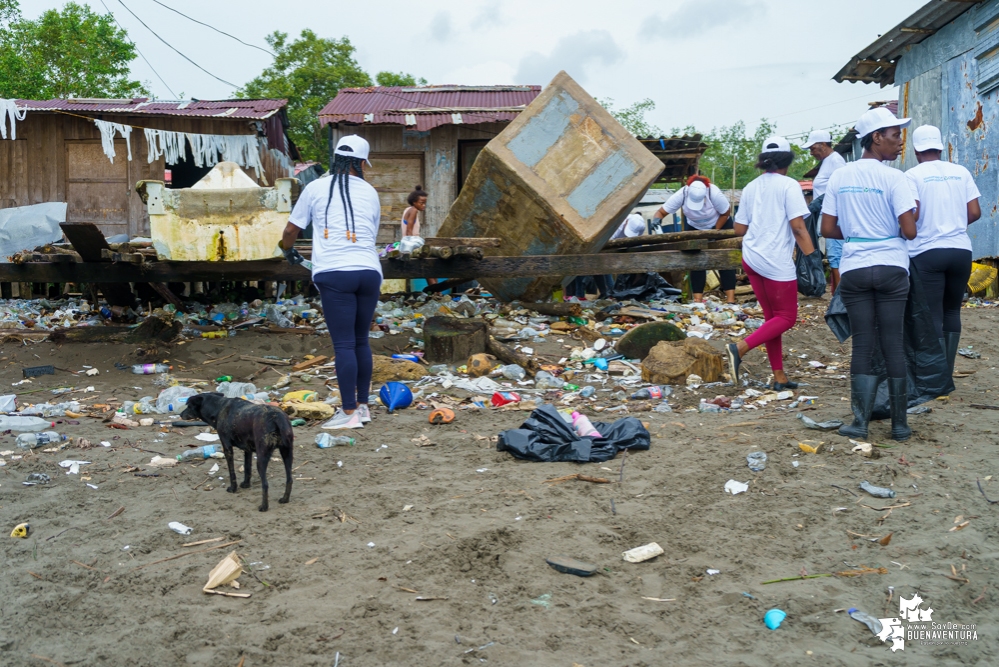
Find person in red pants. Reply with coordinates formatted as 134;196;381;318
725;136;818;389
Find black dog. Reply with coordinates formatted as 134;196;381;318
181;392;293;511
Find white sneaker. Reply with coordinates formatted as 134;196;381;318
357;404;372;423
322;409;363;429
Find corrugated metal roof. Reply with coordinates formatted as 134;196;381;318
636;135;709;184
15;98;287;120
319;85;541;131
833;0;976;87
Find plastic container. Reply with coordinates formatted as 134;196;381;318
168;521;192;535
630;386;663;400
746;451;767;472
379;382;414;412
265;304;294;328
580;386;596;398
501;364;526;381
592;358;609;371
132;364;172;374
764;609;787;630
0;394;15;412
848;608;883;636
16;431;67;449
156;386;199;413
315;433;355;448
391;354;421;363
0;416;55;432
491;391;521;407
133;398;163;415
177;445;220;461
571;412;601;438
534;371;563;390
216;382;257;399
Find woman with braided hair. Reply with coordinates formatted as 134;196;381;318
281;135;383;429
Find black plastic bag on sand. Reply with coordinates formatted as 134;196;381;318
795;250;826;297
610;272;681;301
823;267;953;418
497;404;650;463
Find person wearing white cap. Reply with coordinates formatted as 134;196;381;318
653;176;736;303
905;124;982;383
820;107;917;441
281;134;382;430
724;136;817;390
803;129;848;292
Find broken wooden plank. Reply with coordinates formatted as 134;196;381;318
240;355;292;366
604;229;735;250
487;336;540;376
30;253;78;263
291;355;329;372
147;282;187;313
100;249;144;263
60;222;137;307
604;239;710;253
421;237;501;248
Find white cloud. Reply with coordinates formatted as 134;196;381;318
430;11;452;42
515;30;624;85
471;2;504;31
641;0;766;39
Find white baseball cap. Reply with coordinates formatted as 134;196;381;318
686;180;708;210
334;134;372;165
911;124;944;152
855;107;910;139
761;136;791;153
802;129;832;148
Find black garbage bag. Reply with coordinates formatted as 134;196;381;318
496;404;650;463
610;272;681;301
806;195;824;251
795;250;826;297
823;268;953;418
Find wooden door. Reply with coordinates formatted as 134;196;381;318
458;140;489;193
366;153;424;244
66;141;130;238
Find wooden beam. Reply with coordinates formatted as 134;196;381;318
420;237;501;248
900;26;935;34
604;229;735;250
0;250;742;283
604;239;709;253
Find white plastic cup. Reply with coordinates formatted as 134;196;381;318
168;521;192;535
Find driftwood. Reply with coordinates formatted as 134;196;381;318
421;237;501;248
424;317;488;363
487;336;540;376
49;316;181;344
512;301;582;317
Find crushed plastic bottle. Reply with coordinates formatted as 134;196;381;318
746;451;767;472
0;416;55;432
533;371;563;390
316;434;355;448
652;401;673;413
579;386;596;398
19;401;81;417
177;445;220;461
501;364;526;381
428;364;448;375
630;386;664;400
265;304;294;328
16;432;67;449
859;481;896;499
848;608;883;636
216;382;257;399
156;386;199;413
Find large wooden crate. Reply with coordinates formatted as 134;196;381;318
437;71;663;301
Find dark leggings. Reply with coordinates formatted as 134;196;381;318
686;218;736;293
839;266;909;378
314;270;382;411
910;248;971;338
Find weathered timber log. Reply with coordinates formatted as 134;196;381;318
604;239;710;253
424;317;488;364
49;316;181;344
604;229;735;250
706;238;743;249
421;237;501;248
487;336;540;377
510;301;582;317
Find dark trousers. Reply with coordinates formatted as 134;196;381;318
314;269;382;410
685;218;736;292
839;265;909;378
910;247;971;337
566;275;611;299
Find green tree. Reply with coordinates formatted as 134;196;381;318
239;30;373;165
599;97;663;137
0;1;146;99
375;71;427;87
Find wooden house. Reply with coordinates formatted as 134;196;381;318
318;85;542;242
0;98;296;239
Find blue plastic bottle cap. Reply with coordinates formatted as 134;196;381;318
847;608;858;615
764;608;787;630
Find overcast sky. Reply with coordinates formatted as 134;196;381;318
27;0;927;141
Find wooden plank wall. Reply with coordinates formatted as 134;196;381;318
331;122;507;236
0;112;285;237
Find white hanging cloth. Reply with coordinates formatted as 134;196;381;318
0;99;27;140
144;128;186;164
93;119;133;163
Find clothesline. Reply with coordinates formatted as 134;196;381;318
1;99;27;140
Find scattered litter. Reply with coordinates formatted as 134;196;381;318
797;413;843;430
958;347;981;359
746;451;767;472
764;609;786;630
859;481;896;499
10;523;30;538
706;569;720;576
168;522;193;535
58;460;90;475
622;542;664;563
195;433;220;442
546;555;598;577
24;472;51;485
725;480;749;495
530;593;553;608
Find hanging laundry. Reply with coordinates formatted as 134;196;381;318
144;128;186;164
140;126;265;178
94;119;133;163
0;99;27;140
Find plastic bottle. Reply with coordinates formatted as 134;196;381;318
571;412;601;438
156;386;199;413
265;304;294;328
848;608;883;636
501;364;526;381
630;386;663;400
428;364;448;375
491;391;521;407
315;433;355;448
16;431;67;449
132;364;172;375
177;445;220;461
0;416;55;432
580;386;596;398
698;400;723;413
216;382;257;399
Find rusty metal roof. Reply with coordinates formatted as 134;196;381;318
15;98;287;120
833;0;976;87
318;85;541;131
637;135;709;185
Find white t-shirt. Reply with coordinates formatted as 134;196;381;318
812;150;846;198
905;160;980;257
735;172;811;281
663;183;730;230
820;159;916;275
611;213;647;239
288;174;383;278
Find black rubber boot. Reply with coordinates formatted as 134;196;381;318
943;331;961;381
838;375;878;439
889;377;911;441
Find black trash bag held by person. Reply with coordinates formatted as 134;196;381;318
823;267;953;418
496;404;651;463
795;250;826;297
805;195;824;251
